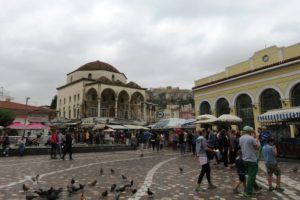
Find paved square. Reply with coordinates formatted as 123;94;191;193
0;149;299;199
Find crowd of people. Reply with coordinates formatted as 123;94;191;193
192;125;284;197
1;124;286;198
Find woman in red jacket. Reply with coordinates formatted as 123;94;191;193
50;130;58;159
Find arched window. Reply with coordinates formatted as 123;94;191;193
70;76;73;82
199;101;211;115
215;98;230;117
236;94;254;129
112;74;115;81
291;83;300;107
260;89;282;113
88;73;92;79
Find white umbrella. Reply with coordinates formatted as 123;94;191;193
196;114;216;120
92;124;106;130
218;114;242;123
103;128;115;132
194;118;218;124
195;114;218;124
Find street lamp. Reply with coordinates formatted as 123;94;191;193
23;97;30;136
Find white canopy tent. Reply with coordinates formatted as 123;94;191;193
258;107;300;123
218;114;242;123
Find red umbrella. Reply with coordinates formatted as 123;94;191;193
26;123;48;130
7;122;27;129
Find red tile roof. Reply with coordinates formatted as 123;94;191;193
0;101;55;113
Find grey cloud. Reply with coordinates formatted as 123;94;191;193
0;0;300;105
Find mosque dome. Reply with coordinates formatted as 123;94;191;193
75;60;120;73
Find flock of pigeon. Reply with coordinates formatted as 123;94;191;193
22;158;155;200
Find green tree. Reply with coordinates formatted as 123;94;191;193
0;109;16;127
50;95;57;109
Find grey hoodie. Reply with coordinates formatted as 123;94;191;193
196;135;208;157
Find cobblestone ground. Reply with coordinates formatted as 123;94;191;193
0;148;299;200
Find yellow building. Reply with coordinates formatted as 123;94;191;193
193;42;300;137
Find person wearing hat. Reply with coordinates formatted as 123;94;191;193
262;137;284;192
239;125;261;197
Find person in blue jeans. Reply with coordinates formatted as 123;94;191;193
17;136;26;156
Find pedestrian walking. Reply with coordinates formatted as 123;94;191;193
195;129;217;192
17;135;26;156
57;131;65;159
50;130;58;159
257;126;271;161
62;131;73;160
233;150;246;193
2;134;10;157
218;129;229;167
178;131;185;155
262;137;284;192
239;126;261;197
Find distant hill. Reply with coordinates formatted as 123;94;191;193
146;86;194;109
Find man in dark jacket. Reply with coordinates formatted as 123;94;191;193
62;131;73;160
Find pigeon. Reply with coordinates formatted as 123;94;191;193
293;166;298;173
80;193;86;200
67;183;85;194
121;175;127;180
110;184;117;192
100;168;104;176
179;167;183;173
110;168;115;174
116;185;127;193
25;194;38;200
49;187;63;196
101;190;108;198
129;179;134;187
71;178;75;185
32;174;40;183
78;184;85;191
147;188;154;196
88;180;97;187
34;188;49;197
131;188;137;194
115;192;120;200
23;184;30;192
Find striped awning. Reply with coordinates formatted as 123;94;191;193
258;107;300;122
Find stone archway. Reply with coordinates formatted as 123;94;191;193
291;83;300;107
260;88;282;113
131;92;145;120
85;88;98;117
101;88;116;118
215;98;230;117
118;90;130;119
199;101;211;115
236;94;254;129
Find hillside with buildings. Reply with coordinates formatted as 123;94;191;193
146;86;195;119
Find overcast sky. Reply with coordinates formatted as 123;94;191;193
0;0;300;106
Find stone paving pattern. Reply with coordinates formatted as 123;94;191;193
0;148;299;200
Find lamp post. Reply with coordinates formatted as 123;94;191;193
23;97;30;136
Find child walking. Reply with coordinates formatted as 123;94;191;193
233;150;246;193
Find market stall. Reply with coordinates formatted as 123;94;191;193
258;107;300;158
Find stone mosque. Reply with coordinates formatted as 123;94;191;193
56;60;157;124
